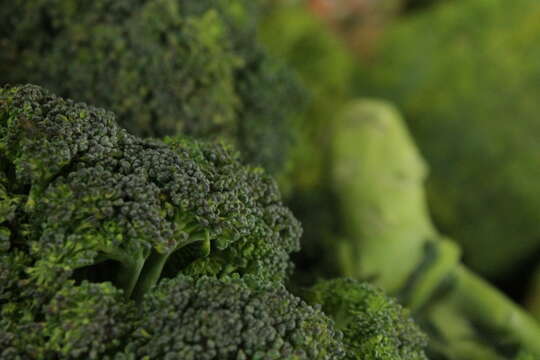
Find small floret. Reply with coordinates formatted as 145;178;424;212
305;278;428;360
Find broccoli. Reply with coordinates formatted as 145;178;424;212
305;278;429;360
123;275;346;360
0;0;305;172
0;84;301;300
0;84;314;358
260;4;361;284
2;273;346;359
357;0;540;278
42;281;136;359
329;99;540;359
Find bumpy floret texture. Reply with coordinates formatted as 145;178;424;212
0;84;301;296
2;275;346;359
0;0;304;172
1;277;134;359
123;275;346;360
0;84;305;358
306;278;429;360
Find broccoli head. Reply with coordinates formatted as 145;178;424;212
122;275;346;360
305;278;429;360
0;83;308;358
0;84;301;300
0;0;305;172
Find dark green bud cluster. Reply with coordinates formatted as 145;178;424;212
0;84;300;299
0;0;305;172
123;275;346;360
42;281;136;359
0;84;307;358
306;278;429;360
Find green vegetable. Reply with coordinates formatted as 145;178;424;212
330;99;540;360
0;84;302;358
0;84;431;359
0;83;301;295
306;278;428;360
358;0;540;278
0;0;304;172
125;275;346;360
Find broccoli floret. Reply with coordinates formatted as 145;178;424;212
1;280;135;359
305;278;428;360
0;84;301;300
42;281;136;359
2;275;346;359
123;275;346;360
0;0;305;172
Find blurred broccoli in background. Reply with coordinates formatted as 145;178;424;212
330;99;540;360
260;3;360;282
261;2;357;191
357;0;540;280
0;0;305;172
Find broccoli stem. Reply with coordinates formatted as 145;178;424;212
452;266;540;354
114;258;145;298
131;249;170;302
131;232;212;302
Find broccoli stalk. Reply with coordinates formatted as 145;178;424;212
130;229;211;301
330;100;540;358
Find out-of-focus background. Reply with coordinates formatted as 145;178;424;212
261;0;540;319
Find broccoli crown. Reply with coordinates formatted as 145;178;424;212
0;0;305;172
0;84;301;299
306;278;428;360
0;83;306;358
122;275;346;360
